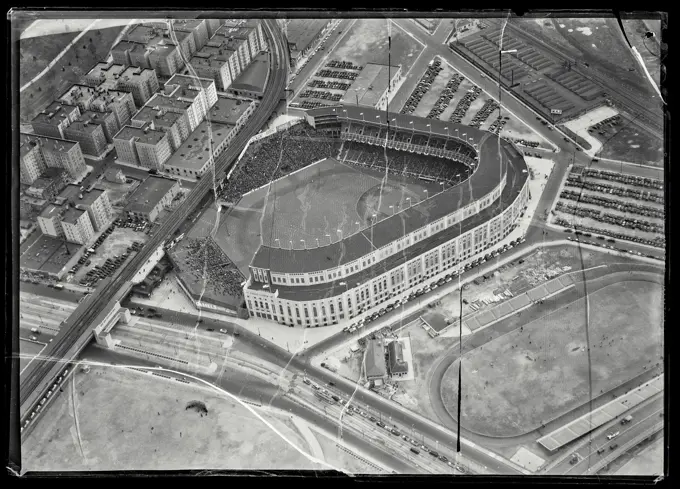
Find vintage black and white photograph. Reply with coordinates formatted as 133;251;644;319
9;9;667;478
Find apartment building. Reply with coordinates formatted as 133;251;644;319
63;119;108;157
172;19;211;52
131;105;190;151
164;73;217;117
146;92;202;132
57;184;114;232
85;61;160;107
111;29;184;78
59;84;137;127
25;168;69;200
113;123;172;170
188;45;233;91
30;101;81;139
163;120;232;179
79;109;120;143
37;204;65;238
19;132;87;184
61;207;95;245
223;19;267;59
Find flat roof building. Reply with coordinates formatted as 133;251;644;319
228;52;269;100
125;175;181;222
85;62;160;107
111;26;185;78
30;101;81;139
164;73;218;112
113;123;172;170
59;84;137;128
285;19;331;64
60;207;94;245
146;92;203;132
63;119;108;157
131;105;190;151
207;95;255;128
387;340;409;377
365;339;387;380
340;63;403;111
164;120;233;179
57;184;114;232
19;132;87;184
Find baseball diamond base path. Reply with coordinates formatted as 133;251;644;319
439;274;663;438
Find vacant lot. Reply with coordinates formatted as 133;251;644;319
19;31;79;85
330;19;424;75
20;26;124;122
21;365;325;472
594;121;664;166
440;279;663;437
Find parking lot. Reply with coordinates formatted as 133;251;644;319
68;217;150;287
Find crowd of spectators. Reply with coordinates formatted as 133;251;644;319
316;69;358;80
340;140;469;182
555;202;664;234
173;237;245;299
426;73;464;119
401;58;443;115
555;217;665;248
327;60;362;70
448;85;482;123
560;189;664;219
581;168;663;191
469;99;500;128
564;175;663;204
300;89;342;102
219;123;340;204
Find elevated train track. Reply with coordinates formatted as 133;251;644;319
19;19;289;421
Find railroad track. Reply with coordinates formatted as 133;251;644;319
486;19;663;136
19;19;289;417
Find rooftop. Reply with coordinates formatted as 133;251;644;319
165;73;215;91
165;120;232;171
340;63;401;108
132;105;185;128
231;52;269;93
31;101;79;126
114;124;167;145
285;19;330;53
365;339;387;379
207;96;251;125
86;62;127;88
215;24;252;40
39;204;65;219
387;340;408;374
61;207;86;224
64;119;103;134
58;184;105;207
19;133;78;158
20;233;81;275
125;175;179;214
147;92;192;112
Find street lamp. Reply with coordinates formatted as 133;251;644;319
389;205;395;215
406;197;412;208
498;49;518;119
300;239;305;249
326;233;331;245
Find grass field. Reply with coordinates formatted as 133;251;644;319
330;19;424;75
21;365;325;471
19;31;79;86
440;279;663;437
207;157;439;275
594;120;664;166
20;26;125;122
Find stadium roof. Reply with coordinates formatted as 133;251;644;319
250;106;526;278
340;63;401;108
125;175;179;214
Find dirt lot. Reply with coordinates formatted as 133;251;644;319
440;279;663;437
329;19;424;75
594;120;664;166
21;365;325;471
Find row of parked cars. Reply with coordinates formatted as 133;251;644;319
556;202;664;235
581;169;663;192
564;177;664;204
426;73;464;119
469;99;500;128
299;89;342;102
70;225;116;277
326;60;362;70
304;378;466;472
342;237;526;333
448;86;482;124
316;69;358;80
115;216;152;234
560;190;664;219
560;222;664;252
401;58;444;115
308;79;351;90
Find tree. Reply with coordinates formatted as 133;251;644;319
37;86;41;92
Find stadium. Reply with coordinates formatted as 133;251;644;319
236;104;530;327
170;104;528;322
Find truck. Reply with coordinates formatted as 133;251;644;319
320;362;337;373
620;415;633;425
54;284;64;290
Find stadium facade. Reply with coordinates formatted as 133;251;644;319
243;105;529;327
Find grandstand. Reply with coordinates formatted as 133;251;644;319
233;104;530;328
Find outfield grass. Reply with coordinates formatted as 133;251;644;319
440;279;663;437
